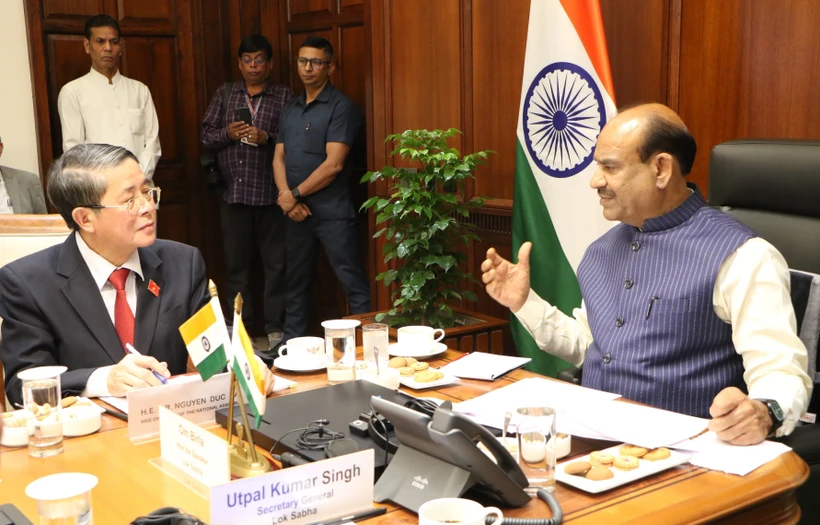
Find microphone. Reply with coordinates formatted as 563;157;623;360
277;452;311;468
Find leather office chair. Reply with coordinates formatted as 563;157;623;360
709;139;820;274
709;139;820;524
0;214;71;410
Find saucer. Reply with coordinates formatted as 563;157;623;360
273;356;326;372
388;341;448;359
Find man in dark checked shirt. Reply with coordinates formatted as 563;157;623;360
201;34;294;353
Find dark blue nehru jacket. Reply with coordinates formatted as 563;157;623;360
578;185;757;418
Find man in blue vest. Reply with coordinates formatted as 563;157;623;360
482;103;811;445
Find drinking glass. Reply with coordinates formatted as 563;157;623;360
362;323;389;371
25;472;98;525
18;366;67;458
516;406;557;493
321;319;360;384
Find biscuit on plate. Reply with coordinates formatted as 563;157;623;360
563;461;592;476
642;447;671;461
60;396;78;408
589;451;614;466
405;357;418;365
399;366;416;376
613;456;639;471
414;370;443;383
619;444;649;458
412;361;429;371
388;357;408;368
585;466;614;481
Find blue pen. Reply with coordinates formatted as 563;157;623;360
125;343;169;384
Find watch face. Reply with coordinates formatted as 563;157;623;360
769;400;784;421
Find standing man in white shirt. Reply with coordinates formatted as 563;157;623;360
58;14;161;179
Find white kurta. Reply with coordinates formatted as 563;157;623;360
58;68;161;178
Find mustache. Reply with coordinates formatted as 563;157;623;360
597;188;616;198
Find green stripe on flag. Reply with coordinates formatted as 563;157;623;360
196;344;226;381
232;358;262;428
512;140;582;378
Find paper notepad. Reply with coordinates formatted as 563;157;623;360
439;352;531;381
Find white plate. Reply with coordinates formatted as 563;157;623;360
399;368;459;390
273;356;326;373
389;342;448;359
555;444;692;494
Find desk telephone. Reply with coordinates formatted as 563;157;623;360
371;397;562;523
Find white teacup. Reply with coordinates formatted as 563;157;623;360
397;325;445;352
278;336;324;362
418;498;503;525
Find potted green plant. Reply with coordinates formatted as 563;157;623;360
360;128;492;328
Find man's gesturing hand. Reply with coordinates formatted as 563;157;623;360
708;387;773;445
481;242;532;313
107;354;170;397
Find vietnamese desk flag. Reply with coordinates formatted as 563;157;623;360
231;311;266;428
178;297;231;381
512;0;616;377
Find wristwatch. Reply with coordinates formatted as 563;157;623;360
291;187;301;199
755;398;785;436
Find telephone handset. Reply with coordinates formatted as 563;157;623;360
371;396;530;512
429;407;529;489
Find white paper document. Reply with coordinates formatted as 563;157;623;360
100;374;296;414
454;377;622;439
686;431;792;476
439;352;532;380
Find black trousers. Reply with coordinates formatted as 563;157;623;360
283;216;371;341
219;201;286;334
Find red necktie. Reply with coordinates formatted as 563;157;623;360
109;268;134;352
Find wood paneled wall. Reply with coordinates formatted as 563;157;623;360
23;0;820;331
26;0;204;250
365;0;820;318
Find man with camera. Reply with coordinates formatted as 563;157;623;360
200;34;294;355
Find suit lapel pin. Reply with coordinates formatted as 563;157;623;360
148;280;161;297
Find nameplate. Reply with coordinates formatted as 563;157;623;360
210;450;375;525
128;372;231;443
158;406;230;487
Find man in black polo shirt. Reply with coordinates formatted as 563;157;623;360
274;36;370;342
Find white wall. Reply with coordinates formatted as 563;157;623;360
0;0;40;176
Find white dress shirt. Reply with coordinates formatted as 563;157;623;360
58;68;161;178
0;170;13;214
75;233;143;397
515;237;813;436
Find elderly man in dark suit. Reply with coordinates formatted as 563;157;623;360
0;144;273;406
0;136;47;214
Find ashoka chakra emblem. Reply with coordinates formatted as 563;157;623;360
523;62;606;178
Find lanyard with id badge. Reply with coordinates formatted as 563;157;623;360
236;92;263;147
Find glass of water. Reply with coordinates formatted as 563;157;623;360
17;366;67;458
516;406;557;493
321;319;360;384
362;323;389;372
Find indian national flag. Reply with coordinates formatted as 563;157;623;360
231;312;266;428
178;297;231;381
512;0;616;377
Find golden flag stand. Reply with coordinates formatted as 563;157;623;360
211;282;271;477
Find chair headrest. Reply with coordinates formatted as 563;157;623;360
709;139;820;219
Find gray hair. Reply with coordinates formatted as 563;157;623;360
47;143;138;230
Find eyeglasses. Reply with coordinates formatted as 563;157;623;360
240;55;268;66
84;187;161;216
295;57;330;68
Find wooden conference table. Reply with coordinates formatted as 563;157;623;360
0;349;809;524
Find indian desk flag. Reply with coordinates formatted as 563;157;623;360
231;312;266;428
512;0;617;377
178;297;231;381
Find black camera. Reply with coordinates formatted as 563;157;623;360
200;154;226;193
